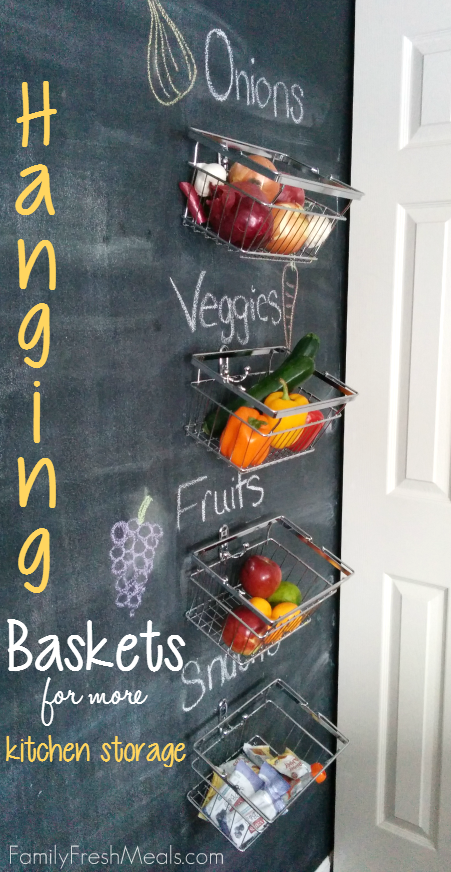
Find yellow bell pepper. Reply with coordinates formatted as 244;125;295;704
264;379;309;448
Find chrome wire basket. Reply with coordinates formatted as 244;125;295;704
187;679;348;851
180;128;363;263
185;346;357;474
185;517;354;666
188;763;265;852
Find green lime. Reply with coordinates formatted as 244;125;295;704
268;581;302;607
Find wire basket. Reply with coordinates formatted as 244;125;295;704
188;759;267;852
186;346;357;473
180;128;363;263
187;679;348;851
185;517;354;666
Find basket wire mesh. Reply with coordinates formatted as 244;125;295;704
186;346;357;473
185;517;354;666
181;128;363;264
188;758;267;852
188;679;349;851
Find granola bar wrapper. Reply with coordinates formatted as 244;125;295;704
242;743;273;767
243;743;311;780
270;748;311;780
198;755;263;829
201;780;267;848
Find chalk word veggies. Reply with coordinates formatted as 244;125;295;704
169;269;281;345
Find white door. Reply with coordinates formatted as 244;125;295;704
334;0;451;869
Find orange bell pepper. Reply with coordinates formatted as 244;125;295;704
219;406;273;468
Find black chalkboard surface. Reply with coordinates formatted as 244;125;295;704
0;1;354;870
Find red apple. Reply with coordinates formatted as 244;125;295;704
222;606;267;656
240;555;282;599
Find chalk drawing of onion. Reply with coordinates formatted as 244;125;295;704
147;0;197;105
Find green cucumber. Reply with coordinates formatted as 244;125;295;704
204;332;319;437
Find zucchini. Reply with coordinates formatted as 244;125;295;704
204;333;319;437
289;332;320;360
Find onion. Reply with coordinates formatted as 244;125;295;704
193;162;227;196
304;215;334;249
266;202;310;255
276;185;305;208
207;181;273;251
228;155;280;202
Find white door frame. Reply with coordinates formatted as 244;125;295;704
334;0;451;868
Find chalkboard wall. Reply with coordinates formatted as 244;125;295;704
0;1;354;870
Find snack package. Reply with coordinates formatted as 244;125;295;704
283;772;313;804
250;761;291;820
198;771;226;821
228;758;264;799
199;744;323;842
220;753;263;779
199;753;263;820
243;743;311;779
270;749;311;780
243;742;273;767
202;781;267;848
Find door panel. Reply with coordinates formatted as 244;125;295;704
334;0;451;869
380;575;445;846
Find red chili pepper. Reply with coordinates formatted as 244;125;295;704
289;410;325;452
179;182;207;225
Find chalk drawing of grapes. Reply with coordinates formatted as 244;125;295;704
110;495;163;616
146;0;197;106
